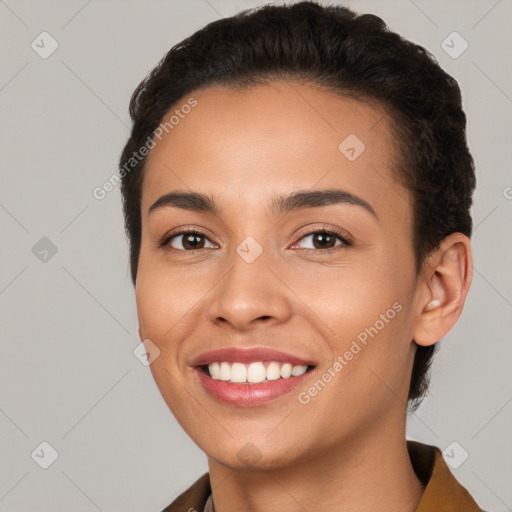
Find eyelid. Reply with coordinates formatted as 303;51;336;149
159;225;352;252
158;228;217;251
290;226;352;251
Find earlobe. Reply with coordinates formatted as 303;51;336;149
413;233;473;347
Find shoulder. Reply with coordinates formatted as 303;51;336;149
161;473;211;512
407;440;487;512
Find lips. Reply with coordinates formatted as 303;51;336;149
191;347;315;367
191;347;317;407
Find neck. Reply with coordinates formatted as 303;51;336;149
207;410;424;512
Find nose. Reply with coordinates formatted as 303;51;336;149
205;249;293;332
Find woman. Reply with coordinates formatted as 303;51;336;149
119;2;484;510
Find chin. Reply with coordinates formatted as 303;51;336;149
202;437;306;471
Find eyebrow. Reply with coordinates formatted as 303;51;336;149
148;189;377;219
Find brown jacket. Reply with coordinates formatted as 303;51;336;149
161;441;485;511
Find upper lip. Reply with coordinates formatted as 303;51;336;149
191;347;316;367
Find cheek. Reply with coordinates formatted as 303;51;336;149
135;252;204;341
301;256;413;400
135;280;169;341
284;254;405;339
296;314;412;442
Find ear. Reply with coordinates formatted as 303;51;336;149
413;233;473;347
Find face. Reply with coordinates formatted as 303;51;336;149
136;81;421;470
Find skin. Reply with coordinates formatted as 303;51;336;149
135;80;472;512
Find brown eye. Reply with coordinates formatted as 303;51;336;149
162;230;216;251
294;229;351;251
179;233;206;250
311;232;337;249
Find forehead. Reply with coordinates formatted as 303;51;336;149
141;80;411;222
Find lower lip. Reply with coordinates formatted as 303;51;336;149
195;367;313;407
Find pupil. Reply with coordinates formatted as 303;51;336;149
185;234;203;249
315;233;333;249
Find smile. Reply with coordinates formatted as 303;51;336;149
205;361;309;383
192;347;317;407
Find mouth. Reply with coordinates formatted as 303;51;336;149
191;347;317;407
200;361;315;383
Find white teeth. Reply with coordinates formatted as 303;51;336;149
209;362;220;380
219;362;231;381
247;362;266;383
206;361;310;383
230;362;247;383
291;365;307;376
280;363;292;379
266;361;281;381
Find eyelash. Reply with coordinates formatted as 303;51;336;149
158;227;352;253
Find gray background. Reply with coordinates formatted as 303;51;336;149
1;0;511;510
